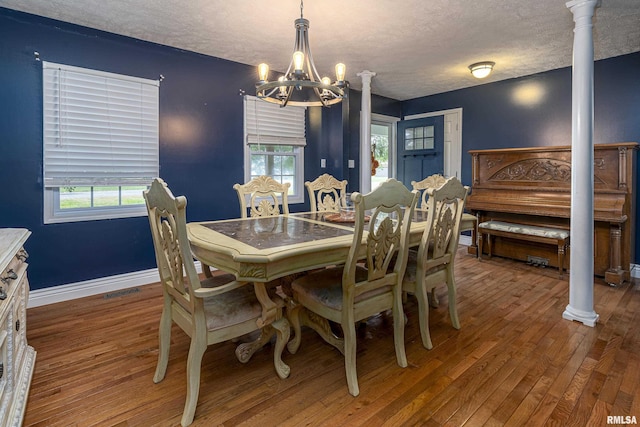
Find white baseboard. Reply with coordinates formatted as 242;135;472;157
27;255;639;308
28;262;204;308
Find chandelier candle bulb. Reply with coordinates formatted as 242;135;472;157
258;63;269;82
293;51;305;72
321;77;331;96
278;76;287;97
335;63;346;82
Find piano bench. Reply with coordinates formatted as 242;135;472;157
478;220;570;278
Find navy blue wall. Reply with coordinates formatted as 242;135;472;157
306;103;346;185
403;52;640;263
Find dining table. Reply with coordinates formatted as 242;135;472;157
187;210;476;285
188;210;476;354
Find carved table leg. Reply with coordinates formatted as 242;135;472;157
301;308;345;355
287;303;344;356
271;318;291;379
235;326;274;363
286;300;303;354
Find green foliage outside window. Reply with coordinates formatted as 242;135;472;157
59;186;147;209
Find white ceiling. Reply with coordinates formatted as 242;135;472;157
2;0;639;100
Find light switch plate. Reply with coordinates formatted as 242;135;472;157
321;158;326;168
348;159;355;168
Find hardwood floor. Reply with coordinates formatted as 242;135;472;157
24;248;640;426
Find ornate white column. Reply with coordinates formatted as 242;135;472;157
357;70;375;194
563;0;599;327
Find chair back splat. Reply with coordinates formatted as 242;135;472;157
305;173;348;212
234;175;290;218
411;173;448;209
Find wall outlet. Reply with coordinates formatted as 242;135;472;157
348;159;355;168
320;158;326;168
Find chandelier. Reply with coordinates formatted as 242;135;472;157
256;0;346;107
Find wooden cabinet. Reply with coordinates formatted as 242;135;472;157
0;229;36;426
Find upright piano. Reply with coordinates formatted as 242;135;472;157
466;142;637;285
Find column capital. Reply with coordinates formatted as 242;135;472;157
566;0;599;18
357;70;376;86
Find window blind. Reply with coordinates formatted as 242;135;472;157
244;95;306;146
42;61;159;187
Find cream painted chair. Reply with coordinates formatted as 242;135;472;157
144;178;290;427
411;173;449;306
234;175;290;218
411;173;447;209
305;173;348;212
402;176;469;350
288;179;419;396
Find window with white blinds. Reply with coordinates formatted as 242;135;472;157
42;62;159;223
244;96;306;203
43;61;159;187
244;95;306;147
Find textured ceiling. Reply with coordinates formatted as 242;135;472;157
2;0;639;100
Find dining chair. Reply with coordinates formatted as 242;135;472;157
411;173;449;306
305;173;348;212
411;173;447;209
234;175;290;218
287;178;419;396
144;178;290;427
402;176;469;350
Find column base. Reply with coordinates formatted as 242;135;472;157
562;305;599;327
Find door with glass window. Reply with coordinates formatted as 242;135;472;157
397;116;444;189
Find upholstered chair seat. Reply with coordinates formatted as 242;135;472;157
291;267;391;310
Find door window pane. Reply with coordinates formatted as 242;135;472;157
403;125;435;151
425;126;434;137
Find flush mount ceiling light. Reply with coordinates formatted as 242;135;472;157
469;61;495;79
256;0;346;107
